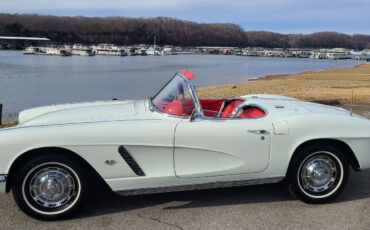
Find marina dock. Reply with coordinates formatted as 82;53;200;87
17;44;370;60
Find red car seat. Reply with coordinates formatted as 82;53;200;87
220;99;244;117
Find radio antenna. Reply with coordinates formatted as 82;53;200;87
350;88;353;116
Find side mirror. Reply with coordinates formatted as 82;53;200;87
190;109;198;122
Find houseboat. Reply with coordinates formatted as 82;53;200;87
22;47;43;55
45;47;72;56
325;52;349;60
72;44;95;56
93;44;126;56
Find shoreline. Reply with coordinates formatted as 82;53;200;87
197;63;370;103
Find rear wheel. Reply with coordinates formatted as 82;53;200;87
287;144;349;203
12;154;89;220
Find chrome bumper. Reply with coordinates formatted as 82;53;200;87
0;175;7;194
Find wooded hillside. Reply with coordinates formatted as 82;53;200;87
1;13;369;49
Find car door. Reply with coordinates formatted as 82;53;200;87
174;117;271;178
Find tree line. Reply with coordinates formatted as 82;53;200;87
1;13;369;49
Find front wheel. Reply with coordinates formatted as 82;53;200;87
287;144;349;203
12;154;89;220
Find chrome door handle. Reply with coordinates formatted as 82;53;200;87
248;129;268;134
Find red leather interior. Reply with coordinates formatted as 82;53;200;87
199;99;224;117
164;101;186;116
238;107;265;118
161;99;194;116
220;99;244;117
158;98;265;118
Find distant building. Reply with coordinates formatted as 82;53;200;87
0;36;50;49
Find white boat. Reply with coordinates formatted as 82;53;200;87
326;52;349;60
22;47;39;55
93;44;126;56
45;47;72;56
22;46;47;55
242;49;258;56
146;46;155;55
72;44;95;56
309;52;326;59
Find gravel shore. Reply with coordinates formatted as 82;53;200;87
197;63;370;103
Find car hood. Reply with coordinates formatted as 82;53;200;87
18;100;141;127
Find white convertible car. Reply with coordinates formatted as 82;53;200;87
1;70;370;220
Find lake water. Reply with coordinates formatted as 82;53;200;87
0;50;364;120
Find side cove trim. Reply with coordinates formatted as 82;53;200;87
118;146;145;176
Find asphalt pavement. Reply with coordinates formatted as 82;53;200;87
0;103;369;230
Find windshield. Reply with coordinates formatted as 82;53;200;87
152;74;195;116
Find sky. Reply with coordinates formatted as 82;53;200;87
1;0;370;35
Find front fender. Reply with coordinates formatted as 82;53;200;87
267;114;370;176
0;125;136;181
287;114;370;169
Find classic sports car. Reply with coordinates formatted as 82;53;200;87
1;70;370;220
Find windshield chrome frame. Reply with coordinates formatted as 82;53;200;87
149;73;204;118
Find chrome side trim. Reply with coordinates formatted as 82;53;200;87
0;175;7;183
115;176;284;196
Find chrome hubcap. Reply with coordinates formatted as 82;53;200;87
29;167;76;208
300;154;337;193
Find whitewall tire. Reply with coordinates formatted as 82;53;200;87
12;154;89;220
288;144;349;204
